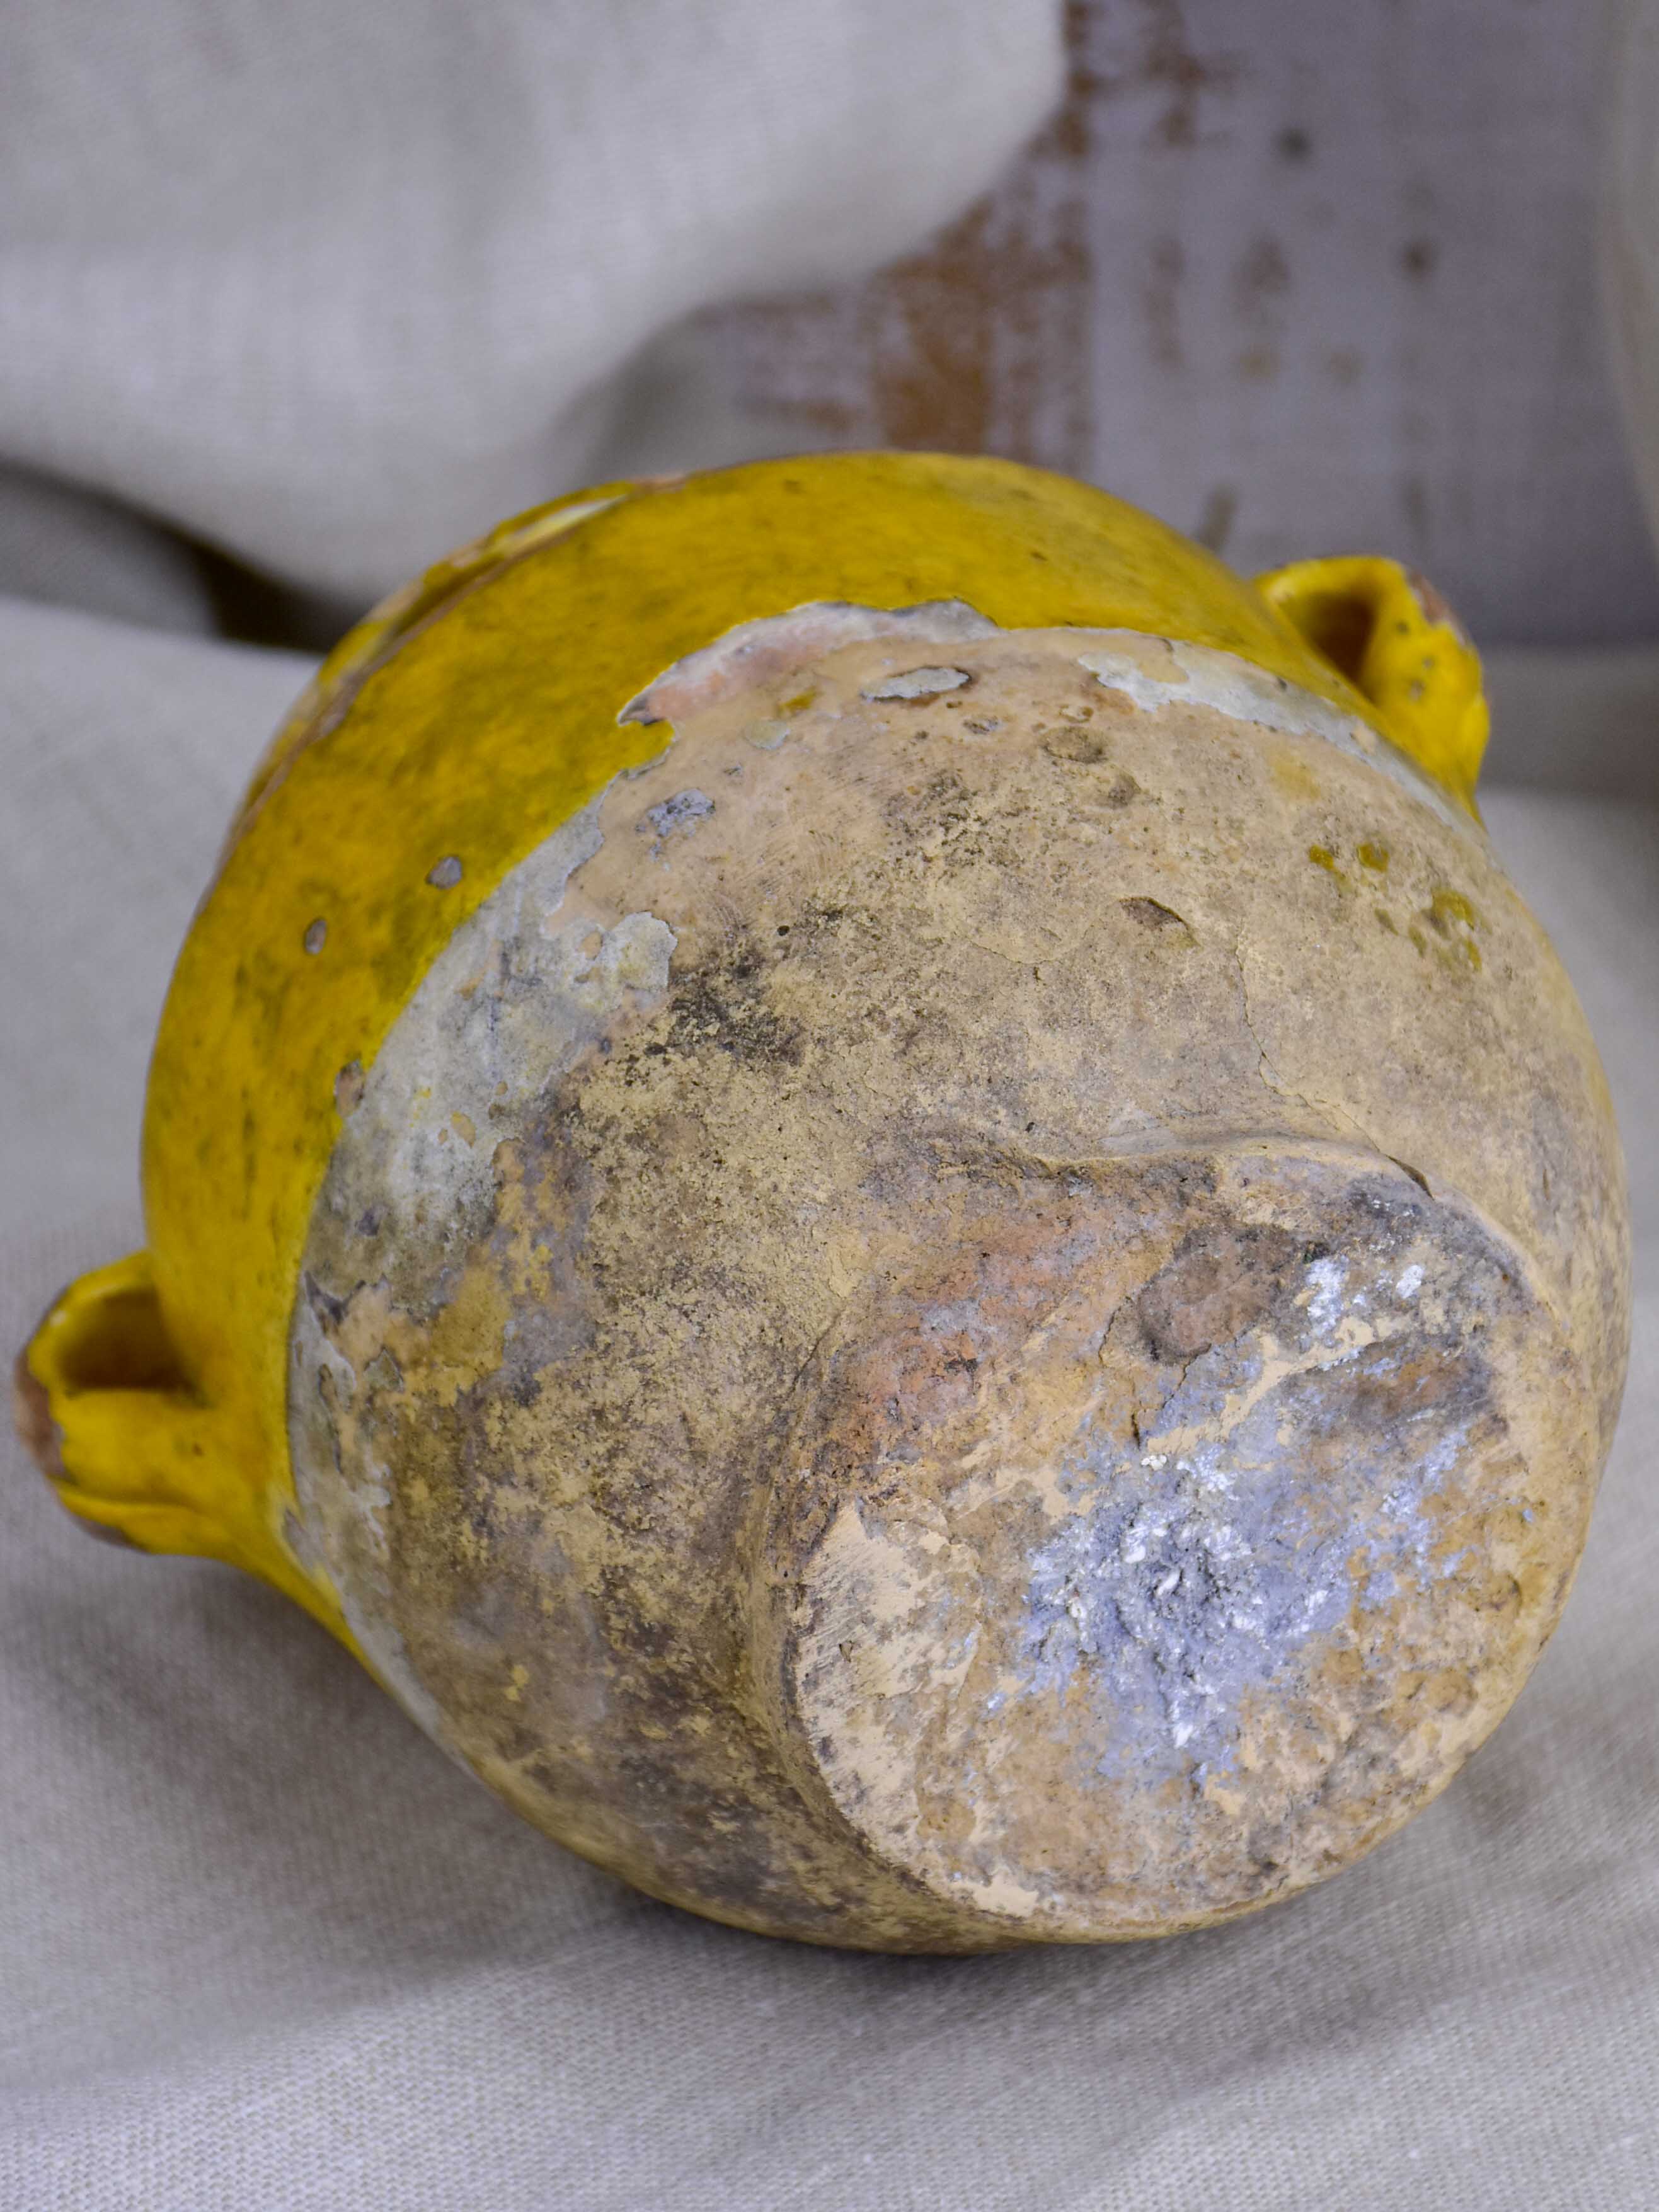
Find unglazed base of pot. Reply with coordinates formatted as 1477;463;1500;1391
280;612;1622;1949
774;1148;1587;1938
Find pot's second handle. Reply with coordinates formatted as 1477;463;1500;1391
1255;554;1488;813
13;1254;351;1646
13;1252;233;1557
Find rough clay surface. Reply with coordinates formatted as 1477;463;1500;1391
289;614;1627;1949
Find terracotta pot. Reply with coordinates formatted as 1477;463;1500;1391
17;454;1629;1949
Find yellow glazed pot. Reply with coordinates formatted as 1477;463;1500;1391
16;455;1629;1951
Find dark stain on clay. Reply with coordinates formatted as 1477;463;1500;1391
301;1270;350;1334
1134;1223;1304;1364
1120;897;1190;933
1043;721;1113;764
654;934;806;1071
883;767;987;861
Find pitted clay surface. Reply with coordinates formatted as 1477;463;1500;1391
777;1150;1588;1934
286;614;1624;1947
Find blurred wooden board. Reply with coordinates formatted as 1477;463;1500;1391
698;0;1659;646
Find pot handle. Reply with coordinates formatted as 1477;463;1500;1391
16;1251;365;1647
13;1251;235;1557
1254;554;1489;813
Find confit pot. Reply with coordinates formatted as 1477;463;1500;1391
17;454;1630;1951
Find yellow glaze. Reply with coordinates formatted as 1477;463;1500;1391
1256;553;1488;810
20;453;1491;1658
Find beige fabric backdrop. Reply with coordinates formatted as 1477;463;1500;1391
2;3;1656;2206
